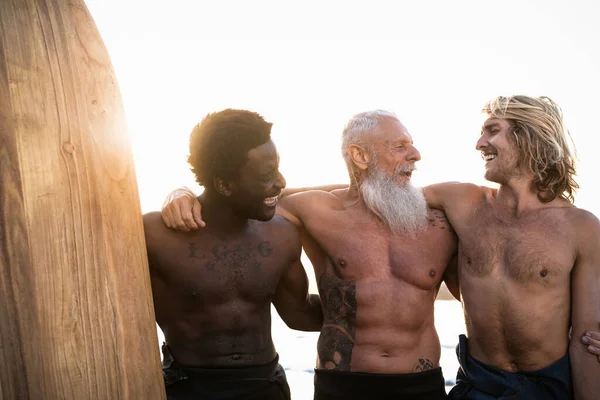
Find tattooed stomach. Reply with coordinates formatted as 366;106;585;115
316;267;441;373
317;325;442;374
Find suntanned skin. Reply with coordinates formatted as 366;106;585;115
271;117;458;373
163;117;459;374
581;331;600;363
277;188;457;373
424;116;600;399
162;115;600;387
147;140;322;367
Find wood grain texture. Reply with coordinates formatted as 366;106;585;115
0;0;165;398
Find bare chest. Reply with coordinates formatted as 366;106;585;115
154;234;286;302
305;209;456;289
459;209;575;283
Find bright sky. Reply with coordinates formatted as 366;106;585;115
85;0;600;217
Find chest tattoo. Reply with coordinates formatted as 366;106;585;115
187;241;273;272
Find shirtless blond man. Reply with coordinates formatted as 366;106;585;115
164;111;457;399
424;95;600;399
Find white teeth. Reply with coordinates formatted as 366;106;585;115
263;196;278;206
483;154;496;161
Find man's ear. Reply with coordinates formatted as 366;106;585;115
214;176;233;196
347;144;371;171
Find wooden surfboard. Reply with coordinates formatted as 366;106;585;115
0;0;165;398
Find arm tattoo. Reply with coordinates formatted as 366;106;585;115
428;210;453;232
413;358;434;372
317;268;357;371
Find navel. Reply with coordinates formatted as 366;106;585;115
339;259;347;267
466;257;472;265
232;354;241;361
540;269;548;278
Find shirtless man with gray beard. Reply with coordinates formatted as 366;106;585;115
163;111;457;399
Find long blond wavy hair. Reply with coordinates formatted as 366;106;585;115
482;95;579;203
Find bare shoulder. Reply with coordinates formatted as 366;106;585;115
263;215;301;240
142;211;176;259
567;207;600;237
254;215;302;259
142;211;169;240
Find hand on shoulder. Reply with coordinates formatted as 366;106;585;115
161;187;204;231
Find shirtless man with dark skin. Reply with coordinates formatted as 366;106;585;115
164;111;458;399
423;95;600;399
145;109;322;400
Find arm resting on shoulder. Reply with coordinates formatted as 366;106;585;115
423;182;467;210
161;187;203;231
161;184;339;230
281;184;348;198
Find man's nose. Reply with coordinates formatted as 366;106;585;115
408;145;421;162
476;135;488;151
275;171;286;190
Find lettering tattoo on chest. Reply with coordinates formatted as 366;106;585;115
317;269;357;371
413;358;434;372
187;241;273;271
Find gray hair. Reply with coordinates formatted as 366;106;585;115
341;110;399;166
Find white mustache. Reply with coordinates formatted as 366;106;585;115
395;163;416;175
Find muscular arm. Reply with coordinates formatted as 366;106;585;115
272;227;323;331
570;213;600;400
423;182;484;211
281;184;347;198
161;185;343;230
143;211;167;273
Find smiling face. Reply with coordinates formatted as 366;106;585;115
228;139;286;221
476;116;522;185
369;117;421;185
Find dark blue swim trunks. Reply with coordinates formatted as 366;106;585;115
448;334;573;400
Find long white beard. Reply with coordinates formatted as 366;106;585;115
360;167;428;237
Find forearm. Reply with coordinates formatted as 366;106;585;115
165;186;196;199
570;341;600;399
282;294;323;332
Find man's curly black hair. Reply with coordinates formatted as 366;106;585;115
188;109;273;189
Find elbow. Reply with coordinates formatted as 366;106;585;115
281;311;323;332
283;316;323;332
569;339;585;360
